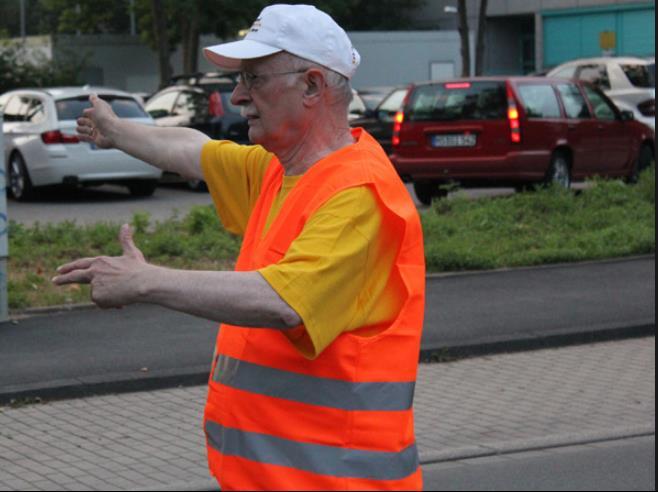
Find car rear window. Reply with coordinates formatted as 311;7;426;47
407;82;507;122
56;96;148;120
517;84;561;118
621;64;655;88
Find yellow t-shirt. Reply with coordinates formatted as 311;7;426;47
201;140;402;359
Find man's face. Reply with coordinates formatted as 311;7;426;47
230;54;309;152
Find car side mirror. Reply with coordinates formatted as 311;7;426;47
620;110;634;122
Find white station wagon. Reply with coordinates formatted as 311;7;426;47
0;87;162;200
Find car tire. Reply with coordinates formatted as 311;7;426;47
127;180;158;197
186;179;208;192
413;181;436;206
626;144;654;184
7;152;36;201
544;153;571;189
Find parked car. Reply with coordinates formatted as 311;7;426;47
348;90;369;122
0;87;162;201
547;56;655;132
390;77;655;205
357;86;397;110
144;72;248;190
351;87;409;154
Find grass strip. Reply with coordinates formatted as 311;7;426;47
7;167;654;310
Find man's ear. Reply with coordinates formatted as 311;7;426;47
303;69;326;103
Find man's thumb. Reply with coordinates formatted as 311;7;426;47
119;224;144;260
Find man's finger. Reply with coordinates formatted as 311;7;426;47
55;257;98;275
119;224;144;260
52;268;95;286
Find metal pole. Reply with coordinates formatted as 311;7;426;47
19;0;26;39
0;110;9;322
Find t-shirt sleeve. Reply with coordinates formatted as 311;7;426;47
258;186;398;359
200;140;273;236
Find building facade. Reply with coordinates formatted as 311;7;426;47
413;0;655;73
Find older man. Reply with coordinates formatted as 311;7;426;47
54;4;425;490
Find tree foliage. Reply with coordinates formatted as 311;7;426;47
0;41;88;93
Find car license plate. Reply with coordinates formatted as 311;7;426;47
431;134;477;148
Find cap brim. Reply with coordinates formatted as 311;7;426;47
203;39;282;71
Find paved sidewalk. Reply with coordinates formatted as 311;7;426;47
0;337;654;491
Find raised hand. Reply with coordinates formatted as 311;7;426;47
76;93;118;149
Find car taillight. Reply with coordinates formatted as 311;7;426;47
506;85;521;144
637;98;655;117
41;130;80;144
392;110;404;147
208;91;225;117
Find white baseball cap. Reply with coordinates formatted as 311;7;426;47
203;4;361;79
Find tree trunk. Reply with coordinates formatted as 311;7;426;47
151;0;172;88
475;0;488;76
182;11;200;74
457;0;470;77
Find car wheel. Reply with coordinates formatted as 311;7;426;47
413;181;436;206
127;180;158;197
186;179;208;192
8;152;36;201
626;144;654;184
544;153;571;189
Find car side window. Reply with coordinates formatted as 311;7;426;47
173;91;208;119
144;91;179;119
553;66;577;79
575;64;611;91
582;85;617;121
556;83;591;119
3;95;29;122
26;98;46;124
517;84;561;119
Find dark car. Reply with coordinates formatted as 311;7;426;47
390;77;655;205
350;87;409;155
144;72;248;189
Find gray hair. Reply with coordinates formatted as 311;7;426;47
277;52;353;108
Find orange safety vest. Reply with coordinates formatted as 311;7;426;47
204;128;426;491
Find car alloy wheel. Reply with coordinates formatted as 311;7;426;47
8;153;35;201
547;154;571;189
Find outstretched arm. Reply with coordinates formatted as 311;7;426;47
77;94;210;180
52;224;301;329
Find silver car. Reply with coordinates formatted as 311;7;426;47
0;87;162;201
548;56;655;132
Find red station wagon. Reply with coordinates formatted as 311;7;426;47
389;77;655;204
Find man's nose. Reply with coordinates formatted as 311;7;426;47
231;81;251;106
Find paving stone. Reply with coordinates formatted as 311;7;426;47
0;337;654;490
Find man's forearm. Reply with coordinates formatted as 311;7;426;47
136;267;301;329
108;120;210;179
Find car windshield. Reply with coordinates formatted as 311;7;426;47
56;96;148;120
621;64;655;88
408;82;507;121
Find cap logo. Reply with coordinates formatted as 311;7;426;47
352;48;357;65
250;18;262;33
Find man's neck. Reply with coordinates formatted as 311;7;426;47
277;128;356;176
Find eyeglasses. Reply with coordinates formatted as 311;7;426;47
238;69;309;90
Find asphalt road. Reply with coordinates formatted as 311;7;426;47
0;256;653;402
423;435;655;491
5;182;518;225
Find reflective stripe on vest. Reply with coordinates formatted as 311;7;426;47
205;420;419;480
212;354;415;411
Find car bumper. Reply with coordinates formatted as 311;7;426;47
28;143;162;186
